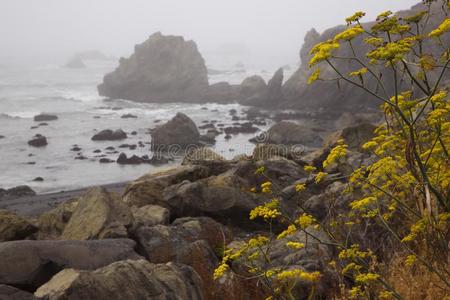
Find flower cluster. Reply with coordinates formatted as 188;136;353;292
345;11;365;25
309;40;339;66
323;139;348;168
429;18;450;37
334;25;364;42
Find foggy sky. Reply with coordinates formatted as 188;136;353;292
0;0;419;68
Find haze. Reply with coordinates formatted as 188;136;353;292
0;0;418;68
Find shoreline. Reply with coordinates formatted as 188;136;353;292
0;181;128;216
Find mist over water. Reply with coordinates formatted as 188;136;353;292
0;0;419;193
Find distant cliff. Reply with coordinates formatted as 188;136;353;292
280;1;449;116
98;32;209;103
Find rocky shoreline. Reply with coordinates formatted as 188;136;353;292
0;121;376;299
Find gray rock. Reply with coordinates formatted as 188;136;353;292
27;134;47;147
98;32;209;103
0;239;142;290
151;113;200;150
0;210;38;242
0;285;34;300
33;114;58;122
35;260;203;300
91;129;127;141
251;121;322;147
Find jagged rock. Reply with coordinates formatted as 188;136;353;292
61;187;133;240
131;205;170;227
34;260;203;300
251;121;322;147
123;165;210;207
36;200;79;240
151;113;200;150
282;2;449;116
0;210;38;242
98;32;209;103
33;114;58;122
27;134;47;147
223;122;258;135
0;239;141;290
252;143;306;162
133;217;231;299
0;285;34;300
241;68;284;107
91;129;127;141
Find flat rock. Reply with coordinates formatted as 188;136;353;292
0;239;142;290
91;129;127;141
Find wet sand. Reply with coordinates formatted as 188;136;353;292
0;182;127;216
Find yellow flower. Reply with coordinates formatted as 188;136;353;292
379;291;394;299
314;171;328;184
323;141;347;168
345;11;365;25
309;40;340;66
304;165;317;173
307;68;320;85
296;213;315;229
334;25;364;42
349;68;368;77
250;187;257;193
404;255;416;267
367;38;416;62
376;11;392;20
365;37;384;47
276;269;321;282
213;262;229;280
277;224;297;239
286;241;305;250
350;196;377;211
254;166;265;174
249;204;280;220
429;18;450;37
261;181;272;193
295;183;306;192
355;272;380;283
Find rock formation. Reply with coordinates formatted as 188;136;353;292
151;113;200;150
98;32;209;103
281;1;449;115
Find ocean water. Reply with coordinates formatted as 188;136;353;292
0;60;279;194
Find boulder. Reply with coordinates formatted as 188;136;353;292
323;123;376;150
0;239;141;290
162;171;261;225
239;75;267;99
123;165;210;207
131;205;170;227
3;185;36;198
36;200;79;240
133;217;232;299
91;129;127;141
181;147;224;165
0;210;38;242
27;134;47;147
33;114;58;122
34;260;203;300
61;187;133;240
151;113;200;150
252;121;322;147
98;32;209;103
0;285;34;300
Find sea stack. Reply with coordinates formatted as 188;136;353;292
98;32;209;103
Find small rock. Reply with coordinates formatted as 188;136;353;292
92;129;127;141
33;114;58;122
32;177;44;182
121;114;137;119
27;134;47;147
99;158;114;163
